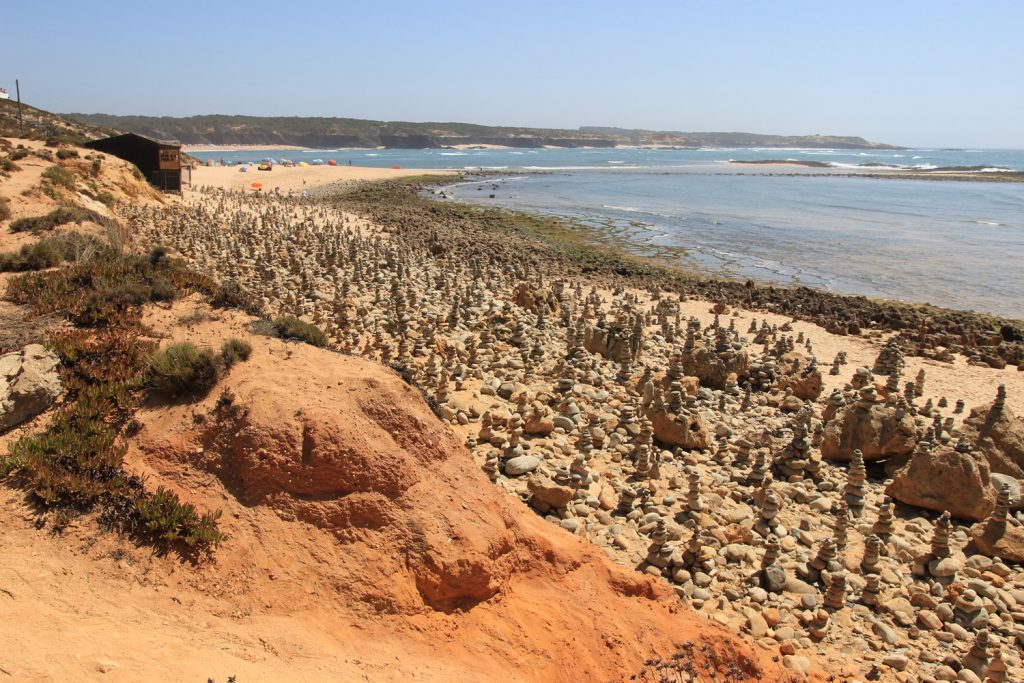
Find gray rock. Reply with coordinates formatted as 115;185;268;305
764;565;788;593
559;519;580;533
552;416;575;431
504;455;540;476
0;344;62;432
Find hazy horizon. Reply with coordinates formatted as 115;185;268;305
3;0;1022;148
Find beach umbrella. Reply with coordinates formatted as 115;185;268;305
392;166;401;170
251;182;263;190
328;159;337;166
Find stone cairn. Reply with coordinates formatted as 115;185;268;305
844;448;868;515
872;496;895;542
861;534;883;575
873;338;904;376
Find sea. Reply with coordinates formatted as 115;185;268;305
190;147;1024;319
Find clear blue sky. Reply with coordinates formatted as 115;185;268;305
2;0;1022;148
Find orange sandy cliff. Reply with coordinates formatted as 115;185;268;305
0;297;804;682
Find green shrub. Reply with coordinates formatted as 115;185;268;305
0;197;10;221
0;240;63;271
219;338;252;368
9;148;29;161
42;165;75;190
90;158;102;177
56;148;80;160
1;158;19;174
272;315;328;347
0;233;102;272
7;383;133;508
9;206;108;233
136;486;226;548
147;342;220;396
150;277;177;302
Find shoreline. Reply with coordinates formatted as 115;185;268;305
729;159;1024;182
428;174;1023;320
334;178;1024;341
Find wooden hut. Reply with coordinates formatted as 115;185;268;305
84;132;187;191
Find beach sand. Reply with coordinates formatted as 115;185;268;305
182;144;314;152
188;164;454;192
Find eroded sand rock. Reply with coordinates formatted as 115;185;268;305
821;393;917;462
888;443;997;521
774;350;824;401
963;396;1024;478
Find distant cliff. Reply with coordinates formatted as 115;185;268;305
64;113;901;149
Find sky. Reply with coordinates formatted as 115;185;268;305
2;1;1022;148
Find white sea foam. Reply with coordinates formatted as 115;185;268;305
973;220;1005;226
440;152;467;156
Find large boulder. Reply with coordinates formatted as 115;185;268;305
585;323;637;362
962;403;1024;478
773;351;824;401
887;446;997;521
645;406;711;450
971;519;1024;563
821;402;917;462
0;344;62;432
679;343;748;390
511;281;557;314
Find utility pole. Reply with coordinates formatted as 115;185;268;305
16;79;24;136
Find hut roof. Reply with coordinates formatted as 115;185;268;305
85;132;181;149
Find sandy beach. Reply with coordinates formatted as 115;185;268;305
189;163;453;192
182;144;314;152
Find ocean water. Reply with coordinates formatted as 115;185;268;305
191;147;1024;318
191;146;1024;173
